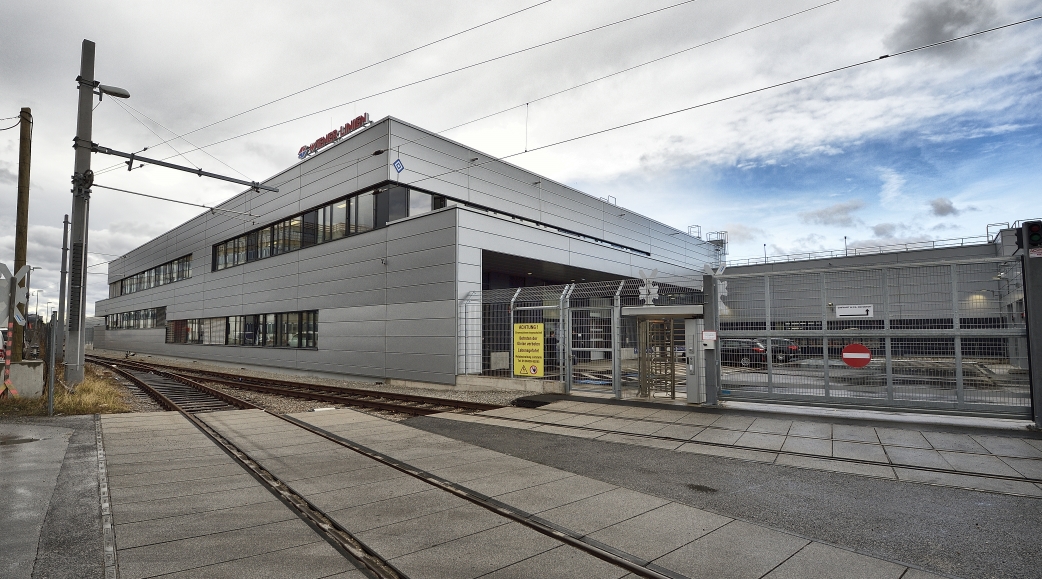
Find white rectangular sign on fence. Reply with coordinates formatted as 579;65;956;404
835;304;874;318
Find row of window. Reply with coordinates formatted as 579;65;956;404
109;255;192;298
165;311;318;348
213;186;452;271
105;307;167;330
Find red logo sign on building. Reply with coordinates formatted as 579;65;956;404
298;113;370;159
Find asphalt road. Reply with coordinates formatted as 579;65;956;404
409;415;1042;579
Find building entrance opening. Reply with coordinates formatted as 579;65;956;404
624;306;706;403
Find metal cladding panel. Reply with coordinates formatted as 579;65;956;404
384;352;455;377
321;319;387;337
386;299;455;320
319;335;385;352
321;305;386;323
386;263;456;289
386;280;456;305
386;318;456;337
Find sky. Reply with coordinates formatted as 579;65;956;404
1;0;1040;317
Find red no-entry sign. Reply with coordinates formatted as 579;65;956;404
841;343;872;368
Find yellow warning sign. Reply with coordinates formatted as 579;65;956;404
513;323;544;377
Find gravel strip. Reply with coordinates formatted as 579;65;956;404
202;381;412;421
91;349;523;407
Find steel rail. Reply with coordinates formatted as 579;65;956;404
93;357;677;578
92;359;405;579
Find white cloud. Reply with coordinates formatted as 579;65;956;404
798;200;865;227
879;169;906;204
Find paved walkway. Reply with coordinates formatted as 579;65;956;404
100;412;365;579
0;422;75;579
284;407;946;578
431;400;1042;497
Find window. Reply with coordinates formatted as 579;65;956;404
106;307;166;330
353;192;374;234
165;310;317;347
332;200;348;239
258;227;272;259
376;186;408;228
110;256;193;296
302;210;318;247
410;190;433;216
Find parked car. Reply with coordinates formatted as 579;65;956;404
720;338;800;368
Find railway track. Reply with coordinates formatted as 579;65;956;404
86;354;501;416
88;356;257;413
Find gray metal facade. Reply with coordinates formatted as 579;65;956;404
95;117;721;384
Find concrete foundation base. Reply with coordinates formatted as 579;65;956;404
451;374;566;394
7;360;44;397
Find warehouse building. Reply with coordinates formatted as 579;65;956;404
96;116;724;386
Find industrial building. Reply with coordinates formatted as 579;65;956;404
96;116;724;386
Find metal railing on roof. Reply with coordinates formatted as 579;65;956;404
725;235;992;267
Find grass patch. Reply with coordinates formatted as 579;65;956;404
0;364;132;417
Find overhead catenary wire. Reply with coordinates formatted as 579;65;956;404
92;184;257;218
404;14;1042;189
94;1;554;175
95;0;704;172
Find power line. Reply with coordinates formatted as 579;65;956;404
92;184;257;218
108;1;554;161
96;0;704;170
405;15;1042;188
440;0;840;134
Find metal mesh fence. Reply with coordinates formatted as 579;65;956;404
716;257;1031;415
458;275;704;398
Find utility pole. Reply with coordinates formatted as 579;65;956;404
56;214;69;366
66;40;96;385
12;107;32;363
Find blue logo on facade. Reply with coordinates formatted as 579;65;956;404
393;159;404;173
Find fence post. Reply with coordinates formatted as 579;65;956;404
612;281;624;399
703;274;719;405
951;264;965;409
764;274;773;394
508;288;521;377
883;268;894;403
821;272;830;399
562;284;574;394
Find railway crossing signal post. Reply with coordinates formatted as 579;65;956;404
1022;221;1042;428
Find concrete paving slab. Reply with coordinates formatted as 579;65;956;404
937;451;1022;477
244;440;346;459
158;541;364;579
427;456;540;483
999;456;1042;479
586;502;732;561
787;421;832;439
114;500;298;549
328;488;469;533
651;520;809;579
108;466;257;502
614;406;666;420
652;424;705;440
482;417;544;430
116;518;319;579
354;504;508;560
644;408;695;422
883;446;953;470
708;415;756;431
874;428;932;449
674;412;722;426
921;431;988;453
286;465;406;496
112;483;279;524
388;520;558;579
780;436;832;456
970;435;1042;459
774;454;896;480
495;474;616;514
762;541;905;579
748;418;793;435
108;462;245;488
552;412;616;427
261;454;382;482
405;447;506;471
104;437;217;456
832;441;889;463
536;487;670;536
832;424;880;444
103;444;229;466
531;423;607;438
464;463;575;497
307;474;432;512
692;427;744;445
481;543;629;579
596;432;685;450
736;431;787;451
677;443;778;464
893;468;1042;497
106;453;232;476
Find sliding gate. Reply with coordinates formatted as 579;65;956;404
713;257;1031;417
